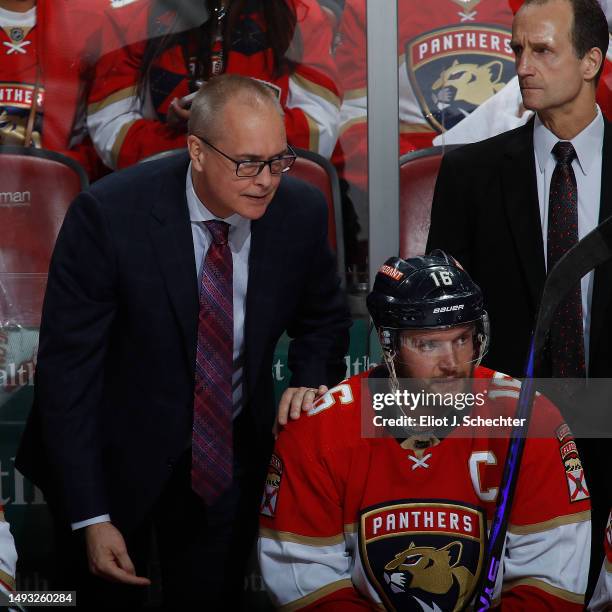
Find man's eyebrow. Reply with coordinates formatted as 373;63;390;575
236;147;289;160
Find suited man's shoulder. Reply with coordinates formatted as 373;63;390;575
268;174;329;224
85;152;189;211
442;121;533;168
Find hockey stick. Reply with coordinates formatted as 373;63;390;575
475;214;612;610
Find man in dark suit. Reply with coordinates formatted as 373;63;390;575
427;0;610;595
16;74;350;608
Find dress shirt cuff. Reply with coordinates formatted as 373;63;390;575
71;514;111;531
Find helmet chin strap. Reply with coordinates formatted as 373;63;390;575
382;348;399;394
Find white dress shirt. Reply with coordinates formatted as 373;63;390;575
72;163;251;531
533;106;605;366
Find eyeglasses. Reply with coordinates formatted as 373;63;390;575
196;136;297;177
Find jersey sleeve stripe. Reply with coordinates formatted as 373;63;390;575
303;113;320;156
279;579;354;611
343;87;367;101
338;116;366;138
87;85;137;116
290;73;341;109
503;522;590;597
0;569;14;591
507;510;591;535
259;527;345;547
502;578;585;605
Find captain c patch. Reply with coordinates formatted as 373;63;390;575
260;454;283;518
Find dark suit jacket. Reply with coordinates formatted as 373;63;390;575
427;118;612;380
16;153;351;531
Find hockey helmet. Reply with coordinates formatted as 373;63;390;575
367;250;489;366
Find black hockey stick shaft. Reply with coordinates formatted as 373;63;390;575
475;215;612;610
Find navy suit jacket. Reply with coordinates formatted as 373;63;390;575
16;153;351;531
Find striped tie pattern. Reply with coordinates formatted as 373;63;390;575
192;220;233;504
547;141;586;377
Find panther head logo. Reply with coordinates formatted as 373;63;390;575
432;59;506;108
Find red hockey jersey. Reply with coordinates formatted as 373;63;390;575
259;366;591;610
87;0;340;169
333;0;515;189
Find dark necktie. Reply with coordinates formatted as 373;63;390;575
547;141;586;377
192;220;233;504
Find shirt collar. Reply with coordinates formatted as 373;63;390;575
533;106;604;176
185;162;250;245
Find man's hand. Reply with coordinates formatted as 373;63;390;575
274;385;328;436
85;522;151;586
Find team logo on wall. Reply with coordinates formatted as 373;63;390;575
406;25;515;132
360;500;485;611
259;454;283;518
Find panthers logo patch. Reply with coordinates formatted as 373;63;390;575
260;454;283;518
360;500;485;611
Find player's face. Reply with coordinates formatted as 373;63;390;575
188;99;286;220
511;0;595;118
396;324;475;391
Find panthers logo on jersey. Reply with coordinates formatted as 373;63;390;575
360;500;485;611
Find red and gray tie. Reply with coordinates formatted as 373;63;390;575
192;220;233;504
547;141;586;377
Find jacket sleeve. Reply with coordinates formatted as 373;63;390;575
34;191;117;523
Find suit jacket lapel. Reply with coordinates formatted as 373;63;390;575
149;157;199;370
588;119;612;370
501;119;546;311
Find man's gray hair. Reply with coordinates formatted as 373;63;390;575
188;74;284;140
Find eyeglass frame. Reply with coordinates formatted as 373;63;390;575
194;135;297;177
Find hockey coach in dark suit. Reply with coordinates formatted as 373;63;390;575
16;74;350;608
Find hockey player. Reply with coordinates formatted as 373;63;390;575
259;251;591;610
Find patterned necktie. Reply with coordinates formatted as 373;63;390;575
192;220;233;504
547;141;586;377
